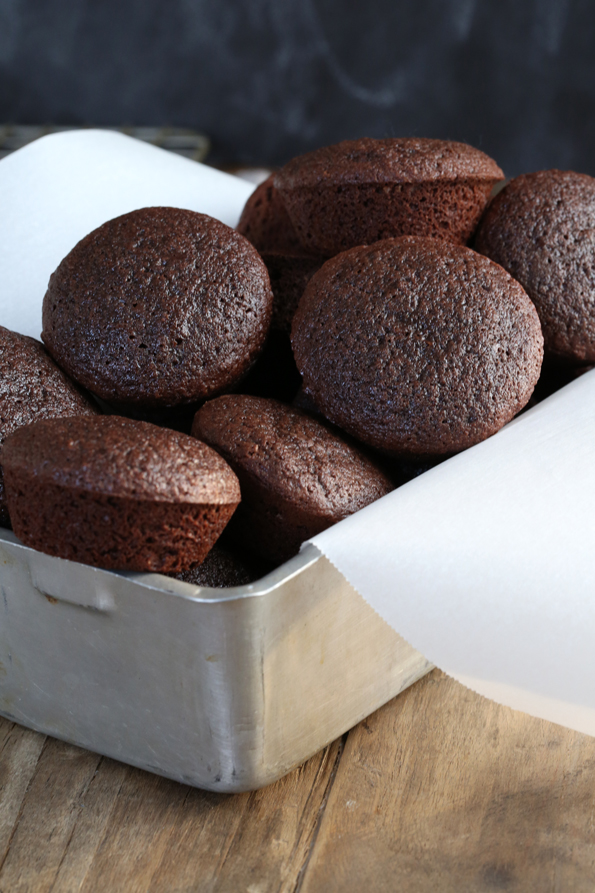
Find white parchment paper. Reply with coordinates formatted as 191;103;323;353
0;129;254;339
310;373;595;736
2;130;594;735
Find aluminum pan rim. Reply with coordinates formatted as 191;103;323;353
0;527;323;604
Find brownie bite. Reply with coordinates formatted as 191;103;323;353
0;326;99;527
475;170;595;365
3;415;240;572
168;544;262;588
274;138;504;257
236;174;305;254
192;395;394;563
42;207;273;411
292;236;543;458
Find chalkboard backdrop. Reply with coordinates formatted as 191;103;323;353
1;0;594;176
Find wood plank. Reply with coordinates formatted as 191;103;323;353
49;757;128;893
0;717;46;865
69;738;342;893
0;737;101;893
299;670;595;893
148;738;343;893
0;723;342;892
57;765;190;893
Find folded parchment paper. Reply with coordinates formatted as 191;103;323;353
310;372;595;736
1;130;594;736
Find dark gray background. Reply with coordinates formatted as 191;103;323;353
1;0;594;175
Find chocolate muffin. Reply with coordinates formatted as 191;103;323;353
292;237;543;458
236;174;305;254
3;415;240;572
0;326;99;527
475;170;595;365
42;207;273;410
274;138;504;257
168;545;262;588
192;395;394;563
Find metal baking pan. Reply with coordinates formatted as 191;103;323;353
0;527;432;792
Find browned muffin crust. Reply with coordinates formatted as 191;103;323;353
236;174;305;254
274;138;504;256
475;170;595;365
42;207;273;409
292;237;543;458
0;326;99;528
3;415;240;572
192;395;393;563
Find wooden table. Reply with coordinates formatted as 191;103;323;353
0;669;594;891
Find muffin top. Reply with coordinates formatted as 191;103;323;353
475;170;595;364
291;237;543;457
0;326;99;524
192;394;393;520
0;326;98;446
275;138;504;190
42;207;273;408
3;415;240;505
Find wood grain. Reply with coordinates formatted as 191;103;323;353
0;672;594;891
0;723;46;867
299;670;595;893
0;718;342;892
0;738;101;892
145;738;342;893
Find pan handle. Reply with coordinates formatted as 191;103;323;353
27;550;116;612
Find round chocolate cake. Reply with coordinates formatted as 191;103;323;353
274;138;504;256
475;169;595;365
192;395;393;562
3;415;240;572
42;207;273;409
292;236;543;458
0;326;99;527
